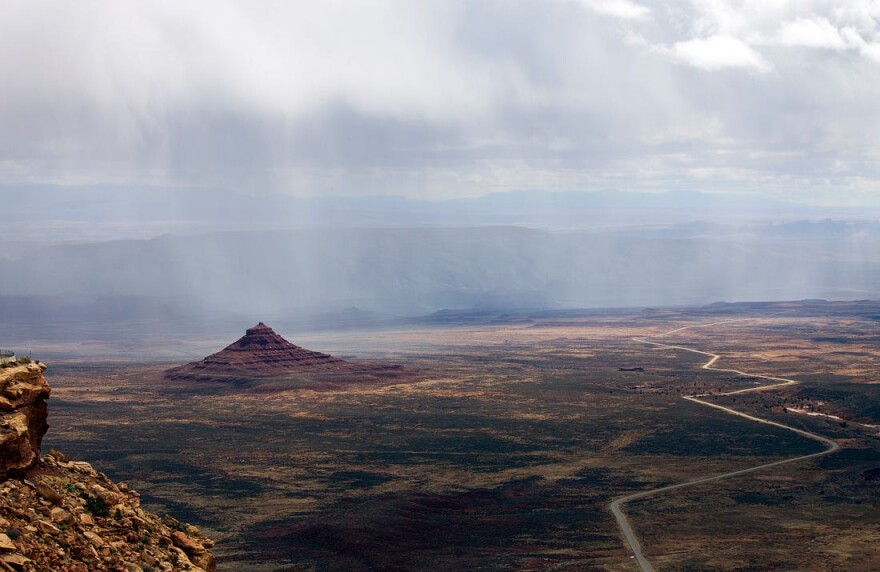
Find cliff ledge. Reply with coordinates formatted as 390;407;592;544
0;363;215;571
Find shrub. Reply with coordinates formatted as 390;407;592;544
81;493;110;517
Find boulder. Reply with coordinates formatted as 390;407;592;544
171;530;216;572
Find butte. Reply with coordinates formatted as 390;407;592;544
164;322;404;385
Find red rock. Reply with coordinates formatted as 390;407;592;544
164;323;401;383
0;364;50;480
171;531;215;571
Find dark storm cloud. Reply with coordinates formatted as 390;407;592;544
1;0;879;203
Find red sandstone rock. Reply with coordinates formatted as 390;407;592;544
0;363;50;480
0;365;216;571
164;322;401;382
171;530;215;571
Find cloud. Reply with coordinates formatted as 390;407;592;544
577;0;651;21
777;17;850;49
1;0;880;207
659;35;772;72
772;13;880;62
861;42;880;62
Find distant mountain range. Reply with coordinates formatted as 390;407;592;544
3;225;879;323
2;185;871;247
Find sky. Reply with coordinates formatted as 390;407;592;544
2;0;880;204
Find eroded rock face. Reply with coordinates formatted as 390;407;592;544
164;322;402;382
0;453;216;571
0;363;50;480
0;362;216;570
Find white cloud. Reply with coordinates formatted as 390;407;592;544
2;0;880;205
861;42;880;62
660;35;772;72
777;17;849;49
578;0;651;20
681;1;880;63
831;1;880;34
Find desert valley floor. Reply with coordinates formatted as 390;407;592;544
35;301;880;571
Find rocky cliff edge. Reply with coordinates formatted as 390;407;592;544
0;362;215;571
0;362;49;481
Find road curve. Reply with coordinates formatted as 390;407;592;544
610;320;841;572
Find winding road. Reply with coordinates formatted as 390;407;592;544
609;320;841;572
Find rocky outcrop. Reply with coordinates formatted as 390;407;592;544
0;452;215;571
0;363;49;480
164;322;403;382
0;362;216;571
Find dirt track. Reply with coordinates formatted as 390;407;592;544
610;320;840;572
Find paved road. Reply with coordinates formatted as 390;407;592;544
609;320;840;572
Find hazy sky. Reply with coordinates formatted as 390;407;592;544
3;1;880;204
